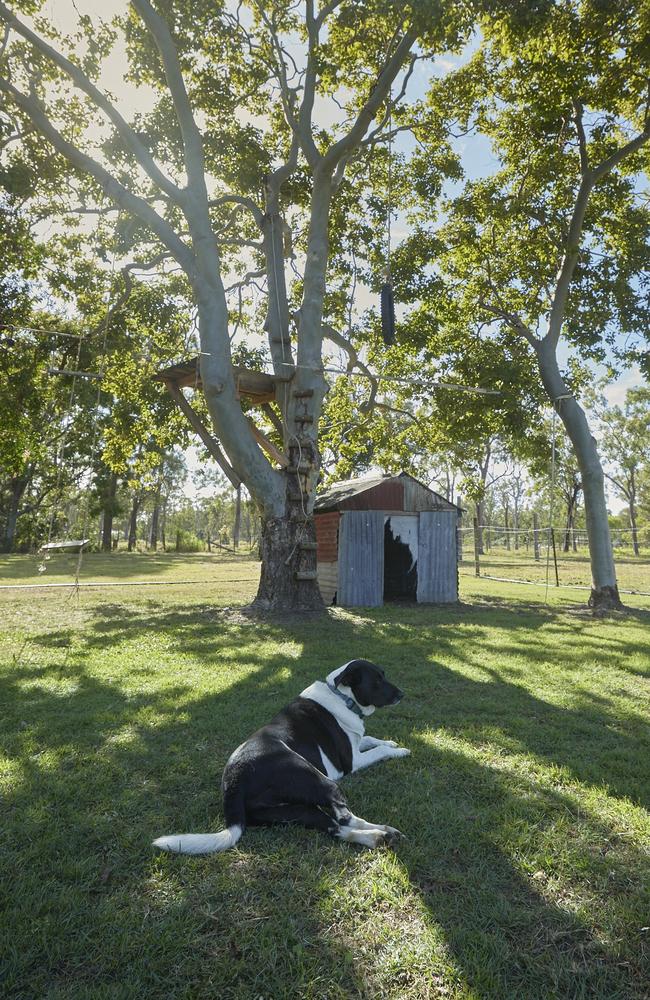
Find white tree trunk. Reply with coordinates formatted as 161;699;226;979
535;339;621;609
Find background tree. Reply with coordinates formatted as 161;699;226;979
596;387;650;556
406;1;650;608
0;0;475;610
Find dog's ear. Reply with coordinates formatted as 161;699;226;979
334;663;356;688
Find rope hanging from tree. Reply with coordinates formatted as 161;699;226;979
380;97;396;346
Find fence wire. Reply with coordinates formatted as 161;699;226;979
457;525;650;597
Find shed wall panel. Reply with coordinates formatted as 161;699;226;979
417;511;458;603
339;480;404;512
317;561;338;606
338;510;384;606
403;477;456;512
315;511;340;562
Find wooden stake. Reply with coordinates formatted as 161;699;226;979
473;516;481;578
551;527;560;587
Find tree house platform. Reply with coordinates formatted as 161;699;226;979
153;357;289;405
153;357;291;485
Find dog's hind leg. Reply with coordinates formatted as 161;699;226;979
248;803;338;835
309;777;402;848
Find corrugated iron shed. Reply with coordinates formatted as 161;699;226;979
315;471;462;514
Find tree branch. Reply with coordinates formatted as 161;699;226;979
321;322;379;411
0;1;183;203
548;121;650;346
131;0;207;200
0;76;195;271
209;194;264;228
322;29;418;172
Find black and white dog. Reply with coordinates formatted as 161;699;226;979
153;659;410;855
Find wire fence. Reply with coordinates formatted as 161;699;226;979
457;523;650;596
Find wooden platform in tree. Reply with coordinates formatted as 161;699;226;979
154;357;290;483
153;358;289;405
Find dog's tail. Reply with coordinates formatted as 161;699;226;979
152;824;243;855
152;782;246;856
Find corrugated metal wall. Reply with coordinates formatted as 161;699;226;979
338;510;384;606
416;511;458;603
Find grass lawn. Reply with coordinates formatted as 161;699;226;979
1;553;649;999
458;545;650;596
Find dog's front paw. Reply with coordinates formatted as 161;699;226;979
383;739;398;747
390;746;410;758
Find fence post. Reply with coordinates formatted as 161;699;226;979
473;516;481;578
456;495;463;563
551;527;559;587
533;513;540;562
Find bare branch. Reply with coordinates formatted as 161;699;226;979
0;75;195;270
321;322;379;411
593;124;650;180
322;29;418;172
0;2;183;202
131;0;206;199
478;297;538;346
209;194;264;228
571;98;589;174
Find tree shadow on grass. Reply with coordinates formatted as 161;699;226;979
2;597;649;998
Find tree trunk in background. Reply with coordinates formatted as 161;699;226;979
536;340;621;610
128;492;141;552
233;484;241;550
504;503;510;550
475;502;484;554
160;498;167;550
3;476;28;552
101;472;118;553
149;480;162;551
629;468;640;556
563;483;580;553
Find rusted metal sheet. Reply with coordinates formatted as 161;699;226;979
416;511;458;603
340;479;404;511
402;476;457;512
338;510;384;607
315;512;340;561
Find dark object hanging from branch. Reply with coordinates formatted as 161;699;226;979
381;281;395;345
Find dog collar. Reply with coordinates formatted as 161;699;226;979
326;683;365;719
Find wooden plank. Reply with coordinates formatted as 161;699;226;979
246;417;289;467
163;380;241;488
153;359;289;405
296;571;318;581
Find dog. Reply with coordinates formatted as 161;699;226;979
153;659;410;854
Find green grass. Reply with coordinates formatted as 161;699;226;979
1;554;649;999
459;545;650;596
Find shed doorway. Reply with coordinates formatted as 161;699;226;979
383;515;418;602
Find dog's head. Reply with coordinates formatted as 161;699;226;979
327;659;403;715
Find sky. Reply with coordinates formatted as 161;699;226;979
22;1;647;514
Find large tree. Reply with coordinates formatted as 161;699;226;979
0;0;474;609
407;0;650;609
